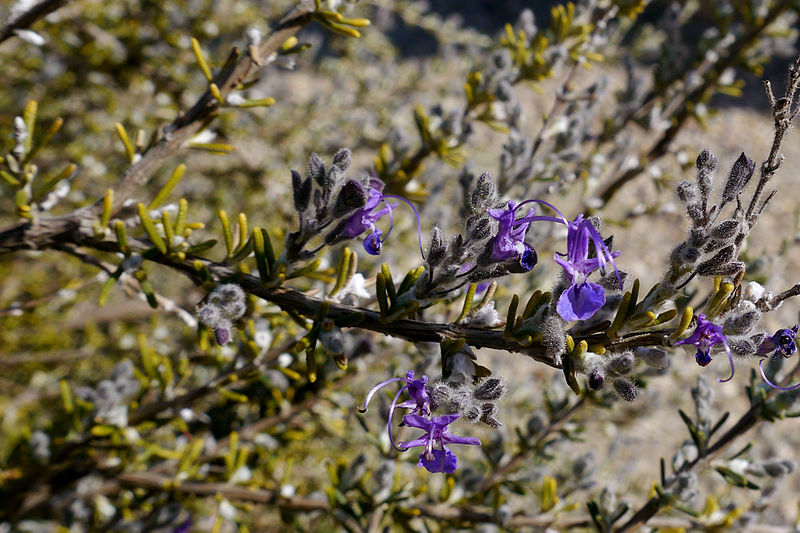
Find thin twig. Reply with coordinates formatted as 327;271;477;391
594;0;792;207
104;1;316;214
768;282;800;309
616;362;800;532
478;395;587;492
0;0;69;44
745;56;800;224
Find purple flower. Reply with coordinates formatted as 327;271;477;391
487;201;539;272
359;370;431;450
674;314;735;382
483;198;622;320
335;178;425;256
758;325;800;391
531;202;621;321
397;414;481;474
338;178;399;255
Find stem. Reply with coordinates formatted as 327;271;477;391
595;0;792;207
616;361;800;532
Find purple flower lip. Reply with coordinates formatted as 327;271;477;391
758;325;800;390
397;413;481;474
674;313;735;383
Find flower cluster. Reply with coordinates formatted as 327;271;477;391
676;311;800;390
359;370;481;474
417;172;623;320
482;197;623;321
196;283;246;345
287;150;423;260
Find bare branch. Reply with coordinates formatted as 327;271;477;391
617;362;800;532
101;0;316;215
0;0;69;44
746;55;800;224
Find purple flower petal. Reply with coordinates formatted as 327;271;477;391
214;325;232;345
399;413;433;431
418;449;458;473
441;432;482;447
556;282;606;321
759;358;800;391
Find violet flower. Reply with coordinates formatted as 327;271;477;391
758;325;800;390
397;414;481;474
487;201;539;272
336;178;424;256
674;313;735;382
359;370;431;450
553;213;622;321
513;199;621;321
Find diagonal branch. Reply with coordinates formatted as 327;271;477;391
616;362;800;532
0;0;70;44
103;0;316;214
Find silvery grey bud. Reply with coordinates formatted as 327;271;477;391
572;452;596;479
588;369;605;390
308;153;326;186
598;487;617;515
332;148;351;170
496;80;514;102
722;302;761;336
467;217;491;241
676;181;698;204
541;314;566;364
480;402;501;428
687;229;707;248
696;149;718;173
519;9;537;36
216;283;244;303
471;172;496;209
721;152;755;205
692;375;712;431
526;411;547;436
711;219;739;241
197;303;222;327
672;472;699;502
462;404;482;423
612;378;638;402
427;226;446;266
221;300;246;321
318;322;344;356
696;149;717;199
291;170;311;212
635;347;669;369
428;382;450;410
729;337;756;357
672;440;699;471
608;351;635;375
697;245;736;276
710;261;745;278
763;459;796;478
492;50;512;70
332;179;366;218
474;378;506;401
